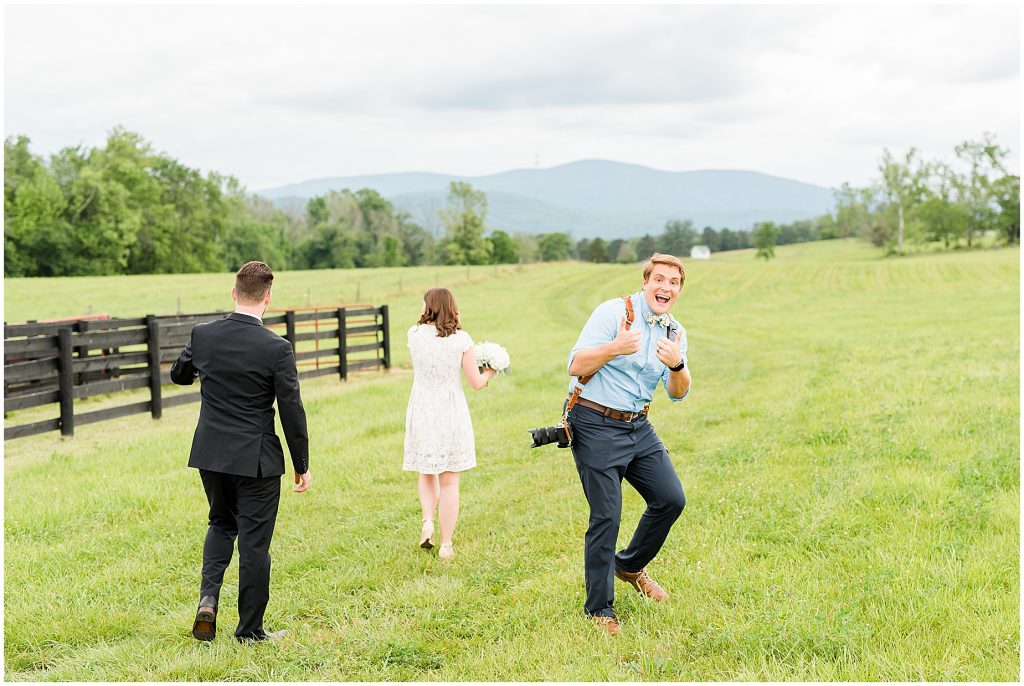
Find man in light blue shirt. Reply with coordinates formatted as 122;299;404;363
565;253;691;635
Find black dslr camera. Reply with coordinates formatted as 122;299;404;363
528;423;571;449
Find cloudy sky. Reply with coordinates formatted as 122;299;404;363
4;3;1020;191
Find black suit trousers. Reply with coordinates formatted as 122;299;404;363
198;469;282;639
568;404;686;618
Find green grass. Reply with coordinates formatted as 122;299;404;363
4;240;1019;680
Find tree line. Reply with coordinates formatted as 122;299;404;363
827;133;1019;255
5;129;531;275
5;129;300;276
5;128;1018;277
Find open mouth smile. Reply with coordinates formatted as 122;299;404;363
655;294;671;304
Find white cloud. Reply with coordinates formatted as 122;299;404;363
4;3;1019;190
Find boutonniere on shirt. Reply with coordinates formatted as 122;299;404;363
646;313;671;328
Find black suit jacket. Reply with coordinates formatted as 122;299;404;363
170;312;309;478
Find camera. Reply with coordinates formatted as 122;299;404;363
528;423;571;449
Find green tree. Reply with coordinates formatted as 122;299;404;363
588;237;609;263
129;153;226;274
296;188;430;269
306;196;329;226
833;182;872;241
817;214;840;240
221;183;293;270
614;241;637;263
606;239;625;262
298;222;359;269
574;238;590;261
514;233;539;263
911;162;967;249
634;234;657;260
53;130;150;275
438;181;492;265
862;210;895;249
913;196;968;249
660;220;697;256
489;229;519;263
350;189;405;267
700;226;720;252
538;232;571;261
4;136;68;276
955;133;1011;247
753;221;779;261
399;214;433;266
378;235;403;267
992;175;1020;244
878;147;928;255
222;219;290;271
718;228;739;251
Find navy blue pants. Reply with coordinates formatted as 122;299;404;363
568;404;686;618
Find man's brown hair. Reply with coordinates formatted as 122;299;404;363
418;287;461;337
642;253;686;285
235;261;274;304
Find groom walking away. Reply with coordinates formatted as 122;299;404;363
565;253;691;635
171;261;312;643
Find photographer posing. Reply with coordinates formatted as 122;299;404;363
565;253;691;636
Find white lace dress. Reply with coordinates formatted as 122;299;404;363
403;324;477;474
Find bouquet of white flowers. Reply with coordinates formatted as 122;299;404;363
474;341;510;374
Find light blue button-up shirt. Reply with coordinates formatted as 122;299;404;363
567;292;689;413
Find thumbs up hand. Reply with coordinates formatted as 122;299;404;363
614;315;643;356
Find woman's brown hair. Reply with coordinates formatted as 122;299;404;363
418;287;460;337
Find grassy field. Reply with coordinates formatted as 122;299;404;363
3;240;1019;680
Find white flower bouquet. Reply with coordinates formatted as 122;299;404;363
474;341;510;374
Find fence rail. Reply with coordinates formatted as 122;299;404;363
3;304;390;440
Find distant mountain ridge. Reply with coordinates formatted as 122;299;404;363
257;160;835;239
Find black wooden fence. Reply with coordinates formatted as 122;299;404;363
3;305;390;440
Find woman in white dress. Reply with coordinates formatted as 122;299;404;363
404;287;495;560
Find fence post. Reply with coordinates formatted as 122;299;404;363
73;320;87;385
380;304;391;369
285;310;297;354
336;307;348;381
58;328;74;437
146;315;162;420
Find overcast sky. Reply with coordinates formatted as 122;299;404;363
4;3;1020;191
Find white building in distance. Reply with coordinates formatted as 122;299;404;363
690;245;711;260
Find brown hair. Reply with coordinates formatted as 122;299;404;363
418;287;460;337
642;253;686;285
235;261;274;304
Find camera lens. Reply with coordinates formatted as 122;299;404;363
528;424;570;449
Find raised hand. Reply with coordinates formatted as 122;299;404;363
614;316;643;356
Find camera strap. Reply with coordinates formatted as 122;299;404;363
564;296;646;443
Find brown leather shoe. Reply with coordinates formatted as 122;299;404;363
615;567;668;601
192;596;217;641
591;615;620;635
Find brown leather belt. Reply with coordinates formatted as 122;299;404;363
574;397;648;422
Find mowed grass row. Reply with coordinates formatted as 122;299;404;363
3;241;1019;680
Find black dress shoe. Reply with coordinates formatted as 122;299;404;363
192;596;217;641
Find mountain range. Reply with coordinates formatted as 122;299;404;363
257;160;836;239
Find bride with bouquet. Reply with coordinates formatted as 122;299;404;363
403;287;510;560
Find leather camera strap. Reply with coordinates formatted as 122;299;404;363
565;296;634;419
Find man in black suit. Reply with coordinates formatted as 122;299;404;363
171;261;311;643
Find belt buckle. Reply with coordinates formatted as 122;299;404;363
624;410;638;422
